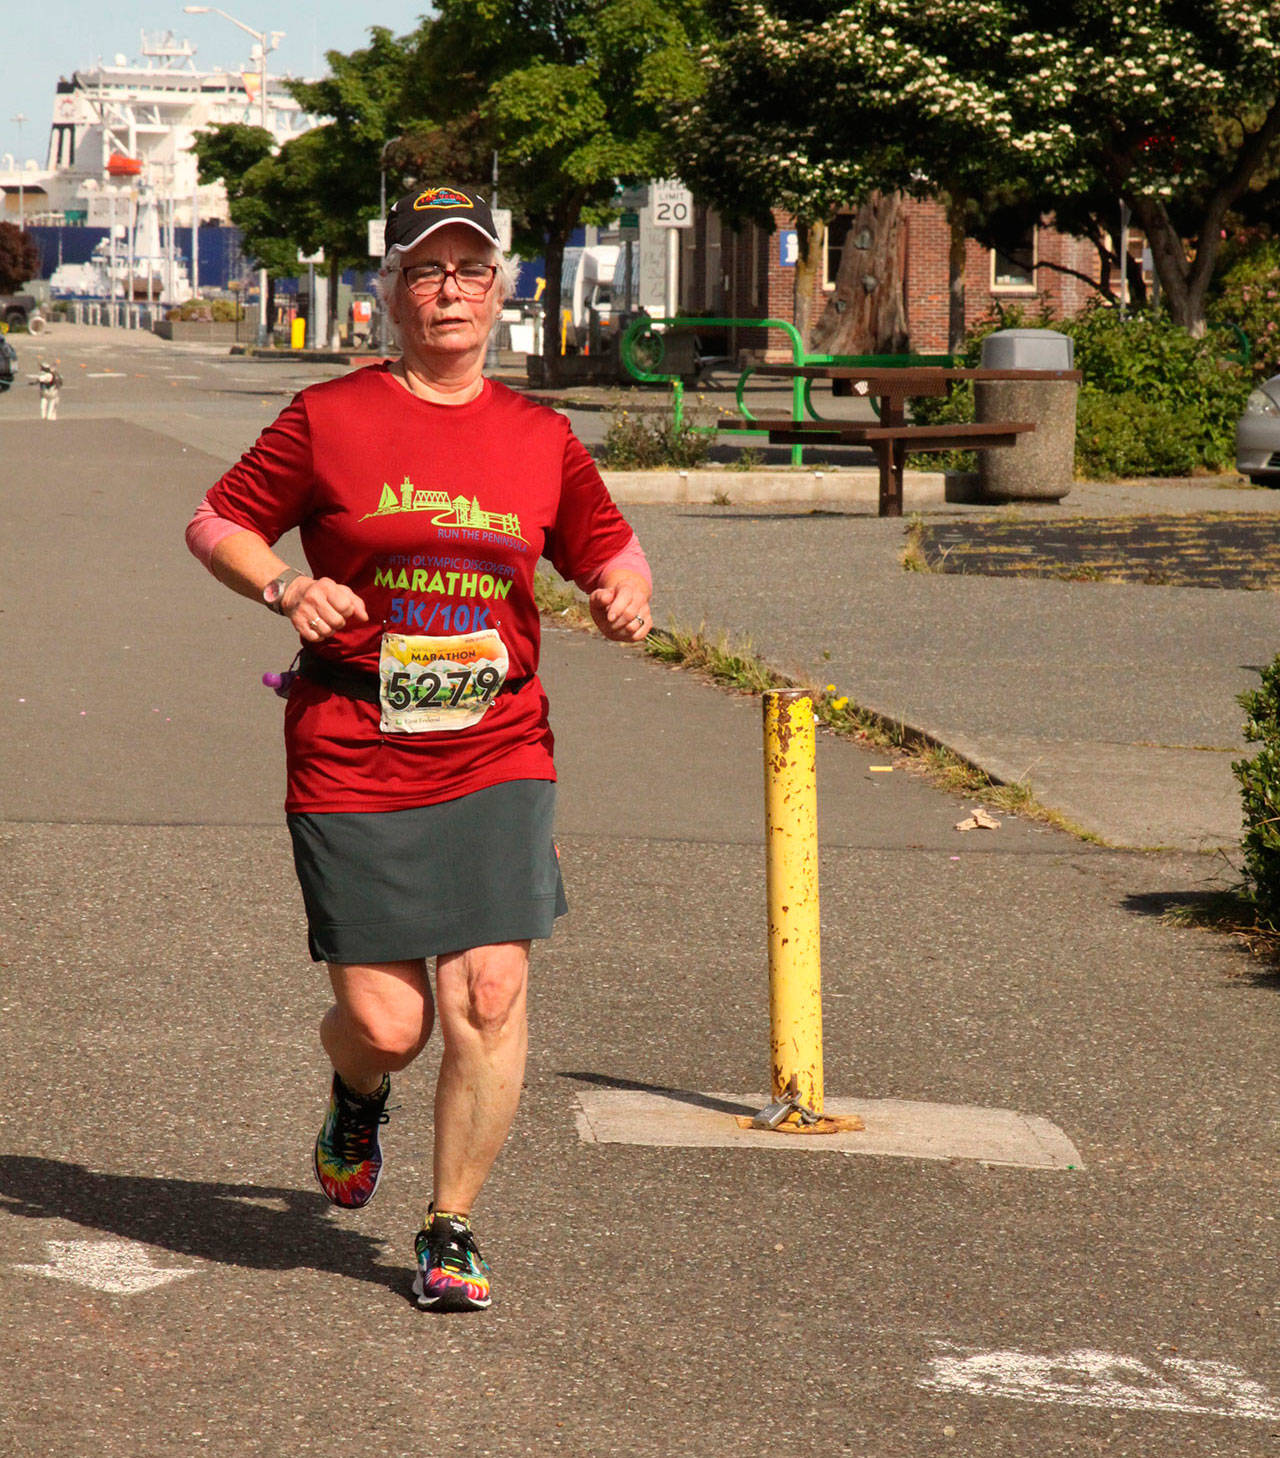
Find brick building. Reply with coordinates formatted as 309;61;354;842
675;196;1105;358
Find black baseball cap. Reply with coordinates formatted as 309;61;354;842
384;186;501;262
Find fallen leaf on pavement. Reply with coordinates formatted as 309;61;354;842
955;808;1001;831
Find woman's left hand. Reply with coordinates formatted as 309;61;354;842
589;571;652;643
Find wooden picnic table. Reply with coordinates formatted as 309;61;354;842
741;365;1083;517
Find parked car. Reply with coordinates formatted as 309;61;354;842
0;335;16;392
1236;374;1280;485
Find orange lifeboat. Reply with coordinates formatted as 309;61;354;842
106;153;142;177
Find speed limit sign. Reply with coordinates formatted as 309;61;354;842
652;178;693;229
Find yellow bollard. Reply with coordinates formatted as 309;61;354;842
762;688;823;1117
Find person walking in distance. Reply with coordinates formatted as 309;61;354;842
33;360;61;421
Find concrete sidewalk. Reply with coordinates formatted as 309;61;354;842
621;481;1279;852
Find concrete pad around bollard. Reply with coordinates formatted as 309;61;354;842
975;377;1078;502
574;1087;1083;1170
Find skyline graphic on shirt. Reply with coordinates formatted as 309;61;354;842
360;476;526;542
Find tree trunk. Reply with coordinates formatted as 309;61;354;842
945;192;967;353
793;218;825;350
1128;195;1200;332
810;192;908;355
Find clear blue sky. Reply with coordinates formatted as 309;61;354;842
0;2;432;164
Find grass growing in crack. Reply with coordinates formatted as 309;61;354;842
534;572;1092;837
533;572;589;622
901;513;929;573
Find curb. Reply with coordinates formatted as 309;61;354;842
599;467;947;506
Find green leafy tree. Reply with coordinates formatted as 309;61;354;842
675;0;1048;347
0;222;40;293
191;29;419;322
189;124;295;275
193;10;703;371
401;0;707;382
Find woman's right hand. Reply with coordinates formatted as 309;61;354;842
281;574;370;641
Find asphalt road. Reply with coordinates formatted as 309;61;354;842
1;327;1277;1458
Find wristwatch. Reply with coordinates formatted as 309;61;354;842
262;567;303;614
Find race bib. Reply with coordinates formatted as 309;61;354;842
378;629;509;734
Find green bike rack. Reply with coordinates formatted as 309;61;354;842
620;315;811;466
1221;323;1252;369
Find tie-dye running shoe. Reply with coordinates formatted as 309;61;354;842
413;1212;492;1311
313;1071;390;1209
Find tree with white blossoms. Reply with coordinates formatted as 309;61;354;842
675;0;1067;348
1004;0;1280;335
675;0;1280;343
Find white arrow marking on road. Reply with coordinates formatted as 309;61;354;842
921;1345;1280;1421
14;1239;196;1294
86;371;128;378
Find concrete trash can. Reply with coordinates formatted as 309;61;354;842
976;328;1077;502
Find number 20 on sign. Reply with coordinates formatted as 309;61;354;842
653;180;693;229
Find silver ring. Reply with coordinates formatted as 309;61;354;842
309;616;323;628
632;614;644;624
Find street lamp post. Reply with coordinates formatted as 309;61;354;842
183;6;284;344
375;136;402;353
10;114;28;228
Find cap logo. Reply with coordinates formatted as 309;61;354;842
413;187;473;212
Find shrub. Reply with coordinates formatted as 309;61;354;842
911;301;1250;476
1207;238;1280;381
1074;388;1201;478
165;297;243;323
598;409;710;469
1235;657;1280;928
1059;305;1248;468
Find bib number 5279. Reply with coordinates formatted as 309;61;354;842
385;662;503;712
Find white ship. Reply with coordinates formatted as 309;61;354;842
2;28;316;289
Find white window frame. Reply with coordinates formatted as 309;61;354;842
991;227;1038;292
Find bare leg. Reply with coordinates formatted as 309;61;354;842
432;941;529;1214
321;959;434;1095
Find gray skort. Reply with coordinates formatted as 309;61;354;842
287;778;567;964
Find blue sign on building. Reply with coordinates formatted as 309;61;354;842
779;230;798;267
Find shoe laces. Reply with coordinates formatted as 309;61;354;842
332;1086;390;1163
427;1219;487;1276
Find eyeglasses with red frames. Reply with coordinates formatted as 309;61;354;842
401;262;499;299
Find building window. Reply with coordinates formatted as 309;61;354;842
824;214;855;289
992;227;1036;291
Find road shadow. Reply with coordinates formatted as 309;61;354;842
0;1156;410;1296
558;1070;754;1117
1121;890;1280;989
